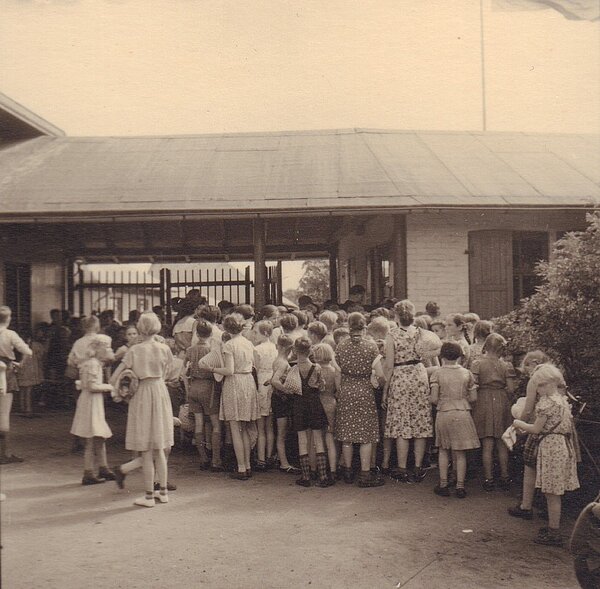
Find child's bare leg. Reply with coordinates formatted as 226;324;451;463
83;438;95;472
257;416;267;463
266;414;275;460
414;438;426;468
455;450;467;489
382;438;392;469
153;448;168;489
209;414;222;467
120;455;143;474
481;437;494;480
325;432;337;473
276;417;291;468
546;493;561;530
241;423;251;471
307;429;317;471
312;429;325;453
94;437;108;468
359;442;372;472
396;438;410;469
496;438;509;479
193;412;209;463
141;450;155;495
438;448;449;486
229;420;246;473
520;465;536;510
341;442;353;470
297;430;308;455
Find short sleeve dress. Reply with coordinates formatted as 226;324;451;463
535;393;579;495
471;357;516;439
123;341;175;451
254;341;278;417
335;335;380;444
384;327;433;440
70;358;112;439
219;335;259;422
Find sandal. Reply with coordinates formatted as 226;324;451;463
279;465;301;474
0;455;24;464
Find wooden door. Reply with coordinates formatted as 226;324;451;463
468;231;513;319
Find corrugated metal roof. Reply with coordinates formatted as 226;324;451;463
0;129;598;219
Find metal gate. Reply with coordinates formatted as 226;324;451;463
71;263;282;324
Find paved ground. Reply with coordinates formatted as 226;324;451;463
1;409;580;589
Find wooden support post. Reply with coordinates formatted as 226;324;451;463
253;218;266;309
392;215;408;300
329;246;338;302
66;259;74;315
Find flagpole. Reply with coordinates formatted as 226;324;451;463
480;0;487;131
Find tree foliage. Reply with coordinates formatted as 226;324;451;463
494;212;600;416
297;259;330;305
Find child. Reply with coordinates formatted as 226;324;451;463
70;335;116;485
270;334;299;474
16;331;44;417
332;327;350;349
211;313;259;480
430;342;480;498
0;305;32;463
471;333;517;491
430;319;445;341
111;312;175;507
467;320;493;371
253;320;278;471
306;321;327;346
443;314;470;366
286;337;332;487
312;343;338;482
114;324;139;364
513;364;579;547
463;312;481;344
185;320;222;470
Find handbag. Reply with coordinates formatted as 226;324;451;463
113;368;139;403
178;403;195;432
283;365;303;396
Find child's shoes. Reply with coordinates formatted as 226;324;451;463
482;479;495;492
498;477;512;491
134;496;155;508
533;528;563;547
455;488;467;499
98;467;116;481
433;485;450;497
357;471;385;488
82;472;106;486
508;504;534;520
113;466;126;489
154;481;177;491
295;477;312;487
154;491;169;504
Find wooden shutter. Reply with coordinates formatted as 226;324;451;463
468;231;513;319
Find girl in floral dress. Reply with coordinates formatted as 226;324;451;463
383;300;441;483
513;364;579;547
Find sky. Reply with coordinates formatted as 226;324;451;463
1;0;599;136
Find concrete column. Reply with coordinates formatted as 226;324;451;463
328;245;338;302
392;215;407;300
253;218;266;309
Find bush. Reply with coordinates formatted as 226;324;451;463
493;212;600;418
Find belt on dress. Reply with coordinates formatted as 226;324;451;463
394;360;421;367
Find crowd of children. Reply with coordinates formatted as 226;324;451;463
0;294;581;545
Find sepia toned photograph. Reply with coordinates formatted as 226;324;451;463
0;1;599;588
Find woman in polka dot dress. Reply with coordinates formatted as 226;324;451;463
335;312;383;488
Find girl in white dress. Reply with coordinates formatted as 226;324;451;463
111;313;175;507
70;334;115;485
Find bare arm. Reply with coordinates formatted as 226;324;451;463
212;351;234;376
109;362;125;386
271;365;288;393
514;414;547;435
522;378;539;423
383;334;395;382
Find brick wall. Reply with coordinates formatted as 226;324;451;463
336;209;587;313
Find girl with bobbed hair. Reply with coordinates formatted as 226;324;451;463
444;314;471;365
210;313;259;480
335;312;384;487
110;312;175;507
383;300;442;483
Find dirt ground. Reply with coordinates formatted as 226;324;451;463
1;409;580;589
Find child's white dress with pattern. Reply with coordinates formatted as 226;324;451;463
70;358;112;439
254;341;277;417
124;341;175;451
535;393;579;496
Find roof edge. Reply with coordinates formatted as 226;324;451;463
0;93;65;137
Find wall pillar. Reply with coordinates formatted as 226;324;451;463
392;215;407;299
328;245;338;302
253;218;266;309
